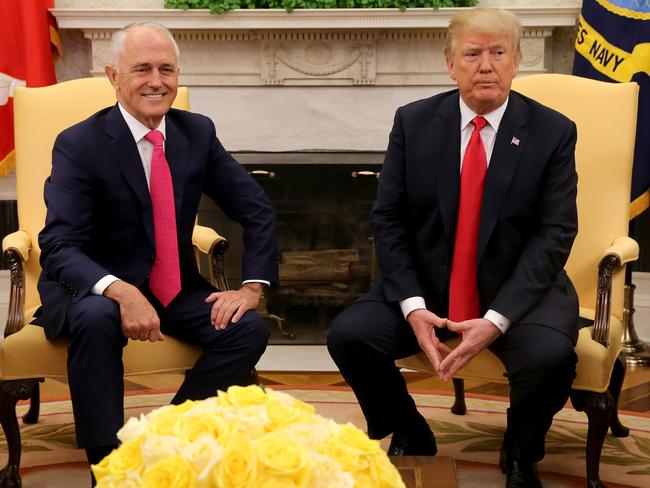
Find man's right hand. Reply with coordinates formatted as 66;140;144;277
103;280;165;342
407;309;451;372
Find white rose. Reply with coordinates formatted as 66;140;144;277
180;434;224;481
118;414;148;443
310;453;354;488
141;434;183;466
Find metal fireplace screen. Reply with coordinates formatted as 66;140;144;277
198;152;383;344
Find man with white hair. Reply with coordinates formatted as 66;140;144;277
328;7;579;488
35;22;278;484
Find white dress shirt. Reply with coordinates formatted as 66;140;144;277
399;96;511;334
91;104;268;295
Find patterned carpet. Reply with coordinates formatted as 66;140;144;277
4;386;649;488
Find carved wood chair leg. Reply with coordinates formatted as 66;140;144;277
0;379;41;488
451;378;467;415
21;379;44;425
608;354;629;437
571;389;611;488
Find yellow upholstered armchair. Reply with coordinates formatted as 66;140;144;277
396;74;639;488
0;78;230;486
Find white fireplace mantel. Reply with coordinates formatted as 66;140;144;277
52;7;579;86
52;7;578;30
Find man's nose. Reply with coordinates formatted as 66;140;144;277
148;70;163;88
478;51;493;72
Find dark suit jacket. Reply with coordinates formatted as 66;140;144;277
36;105;278;339
368;89;579;338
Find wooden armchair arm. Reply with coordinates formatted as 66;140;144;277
2;231;32;337
592;236;639;346
192;224;230;291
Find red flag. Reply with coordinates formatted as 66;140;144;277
0;0;59;176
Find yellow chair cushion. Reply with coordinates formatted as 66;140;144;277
397;307;621;394
0;309;202;380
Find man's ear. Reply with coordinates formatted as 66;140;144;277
105;65;119;89
445;57;456;81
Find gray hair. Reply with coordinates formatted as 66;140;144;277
110;22;180;70
444;7;522;61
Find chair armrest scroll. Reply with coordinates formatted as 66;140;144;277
592;237;639;347
602;236;639;265
2;230;31;262
2;231;32;337
192;225;230;291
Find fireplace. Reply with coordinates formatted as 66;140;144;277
198;151;383;344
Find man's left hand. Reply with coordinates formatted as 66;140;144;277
437;318;502;381
205;283;264;330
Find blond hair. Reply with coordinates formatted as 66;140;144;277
444;7;522;60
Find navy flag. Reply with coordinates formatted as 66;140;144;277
573;0;650;218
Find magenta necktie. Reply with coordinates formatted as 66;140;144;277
145;130;181;307
448;116;488;321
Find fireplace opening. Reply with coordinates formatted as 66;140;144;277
198;151;384;344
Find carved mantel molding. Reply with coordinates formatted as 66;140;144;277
51;7;579;86
51;7;578;30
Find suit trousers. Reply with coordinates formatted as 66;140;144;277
64;281;270;448
327;299;577;463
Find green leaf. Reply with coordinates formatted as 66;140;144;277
164;0;479;15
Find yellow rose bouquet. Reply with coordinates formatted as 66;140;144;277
92;385;405;488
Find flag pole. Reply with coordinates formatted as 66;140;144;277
621;220;650;364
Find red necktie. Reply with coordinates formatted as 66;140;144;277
448;116;488;321
145;130;181;307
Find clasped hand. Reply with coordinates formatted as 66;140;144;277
407;309;501;382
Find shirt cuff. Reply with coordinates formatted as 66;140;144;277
399;296;426;320
242;280;270;287
92;275;120;295
484;309;511;334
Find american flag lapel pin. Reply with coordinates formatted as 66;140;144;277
511;136;520;146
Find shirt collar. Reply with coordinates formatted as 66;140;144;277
459;95;509;133
117;103;166;143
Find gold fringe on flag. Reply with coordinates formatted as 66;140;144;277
0;150;15;178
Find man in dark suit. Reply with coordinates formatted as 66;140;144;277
35;22;278;480
328;7;579;488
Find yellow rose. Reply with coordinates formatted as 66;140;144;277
211;435;257;488
371;454;406;488
353;470;378;488
265;398;313;431
256;475;301;487
267;390;315;415
147;406;180;436
91;452;112;482
336;424;381;455
255;431;312;486
95;474;141;488
319;437;367;473
104;437;144;480
173;411;231;443
141;456;197;488
216;384;268;407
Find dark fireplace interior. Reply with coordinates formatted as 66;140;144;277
198;151;384;344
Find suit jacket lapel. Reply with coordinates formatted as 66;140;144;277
104;105;155;247
164;112;188;225
434;92;462;246
477;93;528;263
